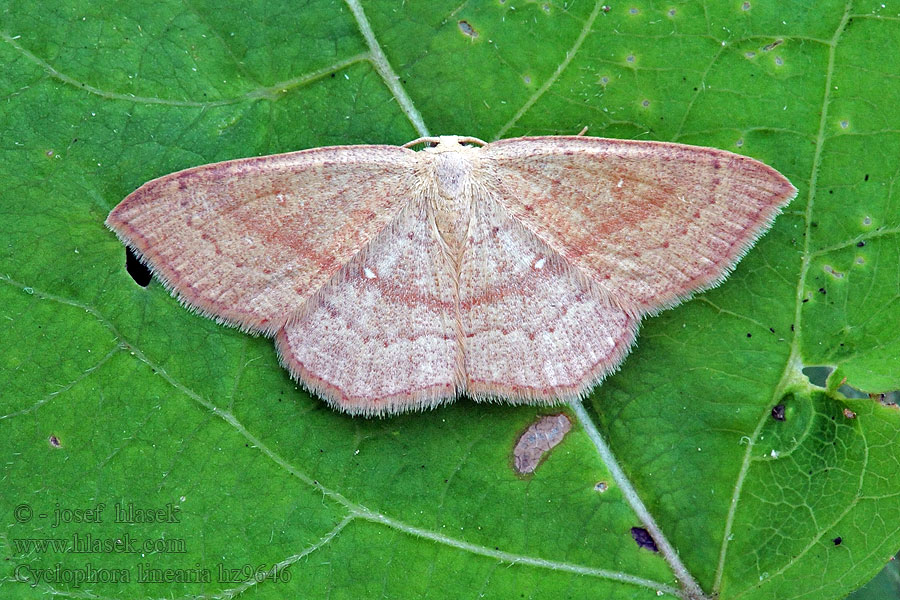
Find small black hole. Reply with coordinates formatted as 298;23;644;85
125;247;152;287
630;527;658;552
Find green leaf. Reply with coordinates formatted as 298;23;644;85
2;1;899;599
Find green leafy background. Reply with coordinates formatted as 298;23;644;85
2;1;899;598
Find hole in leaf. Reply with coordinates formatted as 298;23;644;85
125;247;152;287
872;393;899;409
630;527;658;552
803;367;900;405
802;366;832;387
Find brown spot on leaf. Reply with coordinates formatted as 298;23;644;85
49;435;62;448
458;20;478;39
823;264;844;279
843;408;857;419
512;413;572;475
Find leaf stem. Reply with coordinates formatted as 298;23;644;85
344;0;430;137
571;399;709;600
711;1;855;593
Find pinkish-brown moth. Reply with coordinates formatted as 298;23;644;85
107;136;796;416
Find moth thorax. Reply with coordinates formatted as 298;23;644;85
433;151;473;199
431;152;473;257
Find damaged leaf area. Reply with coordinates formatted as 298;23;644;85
1;2;899;600
512;413;572;475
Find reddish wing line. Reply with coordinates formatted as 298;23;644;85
459;194;638;402
482;136;797;315
106;145;417;335
277;196;462;416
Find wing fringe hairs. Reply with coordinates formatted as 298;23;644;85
107;136;797;417
110;216;637;417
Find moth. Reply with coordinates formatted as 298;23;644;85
107;135;796;416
